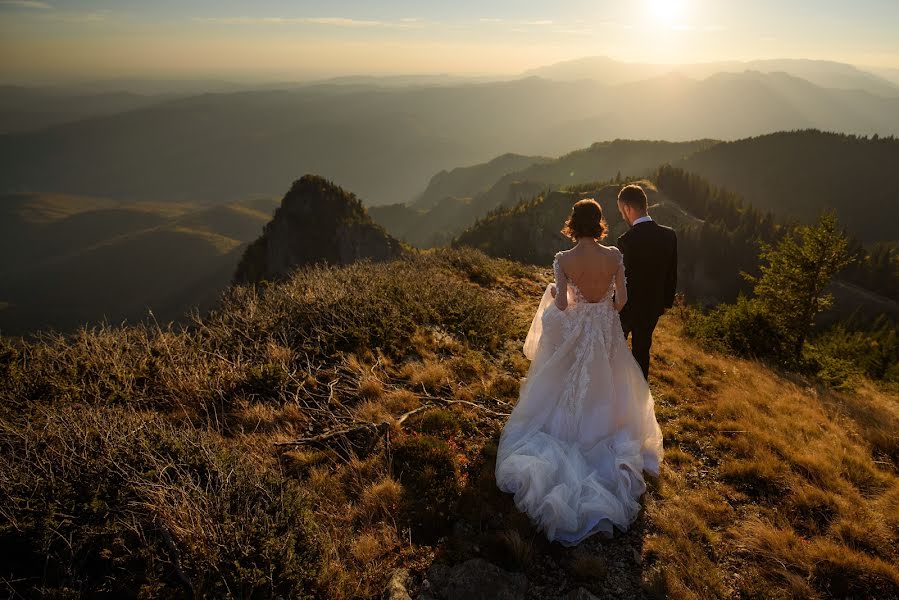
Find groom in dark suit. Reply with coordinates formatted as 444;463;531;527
615;184;678;381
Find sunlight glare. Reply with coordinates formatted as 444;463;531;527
647;0;686;24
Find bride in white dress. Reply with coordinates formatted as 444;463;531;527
495;198;664;547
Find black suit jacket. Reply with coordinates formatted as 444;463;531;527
616;220;677;320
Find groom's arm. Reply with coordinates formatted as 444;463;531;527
664;230;677;309
616;234;630;271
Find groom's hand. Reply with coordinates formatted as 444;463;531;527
550;284;557;298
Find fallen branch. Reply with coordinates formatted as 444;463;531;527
273;396;509;449
274;421;387;447
416;394;511;418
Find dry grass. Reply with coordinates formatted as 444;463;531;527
400;360;452;391
638;318;899;598
1;248;896;599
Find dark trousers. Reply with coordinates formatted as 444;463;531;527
620;312;660;381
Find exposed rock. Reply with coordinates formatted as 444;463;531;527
563;588;601;600
385;568;413;600
234;175;404;283
421;558;528;600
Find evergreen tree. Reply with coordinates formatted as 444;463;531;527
745;212;854;363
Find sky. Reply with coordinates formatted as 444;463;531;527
2;0;899;83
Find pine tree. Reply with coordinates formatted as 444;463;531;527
745;212;854;363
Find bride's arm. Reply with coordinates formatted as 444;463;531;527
552;255;568;311
614;249;628;312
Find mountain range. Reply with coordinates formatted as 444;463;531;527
369;140;715;247
2;62;898;208
525;56;899;97
374;130;898;248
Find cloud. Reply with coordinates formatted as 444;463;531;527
0;0;51;8
194;16;426;29
599;21;635;29
55;10;110;23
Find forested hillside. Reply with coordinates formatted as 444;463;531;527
371;140;714;248
679;130;899;243
411;153;551;210
453;166;899;328
452;179;700;265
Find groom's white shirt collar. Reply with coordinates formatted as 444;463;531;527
632;215;653;226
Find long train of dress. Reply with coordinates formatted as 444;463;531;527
494;258;664;546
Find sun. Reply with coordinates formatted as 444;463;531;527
647;0;686;23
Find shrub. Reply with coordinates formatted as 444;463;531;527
390;435;461;540
684;296;783;360
210;253;514;362
408;408;463;437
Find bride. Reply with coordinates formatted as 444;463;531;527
494;198;664;547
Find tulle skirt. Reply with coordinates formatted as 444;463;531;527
495;284;664;546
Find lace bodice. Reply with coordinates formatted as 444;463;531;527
552;250;626;311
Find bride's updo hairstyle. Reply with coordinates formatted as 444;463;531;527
561;198;607;242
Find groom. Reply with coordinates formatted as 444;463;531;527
615;184;677;381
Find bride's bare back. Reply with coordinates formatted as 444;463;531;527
554;241;627;310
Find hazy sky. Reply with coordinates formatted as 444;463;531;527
2;0;899;82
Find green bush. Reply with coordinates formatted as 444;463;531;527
685;296;784;360
811;321;899;383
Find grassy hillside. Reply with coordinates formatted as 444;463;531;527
680;130;899;243
0;193;278;335
1;248;896;599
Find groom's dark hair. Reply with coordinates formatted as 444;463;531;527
617;184;648;212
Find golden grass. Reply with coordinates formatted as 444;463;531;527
400;360;452;391
639;317;899;598
383;389;422;415
3;250;896;599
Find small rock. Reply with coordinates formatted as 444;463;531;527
563;588;600;600
631;548;642;565
385;568;412;600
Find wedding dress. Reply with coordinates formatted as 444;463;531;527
495;250;664;546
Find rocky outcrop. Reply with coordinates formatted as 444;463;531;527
234;175;404;283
